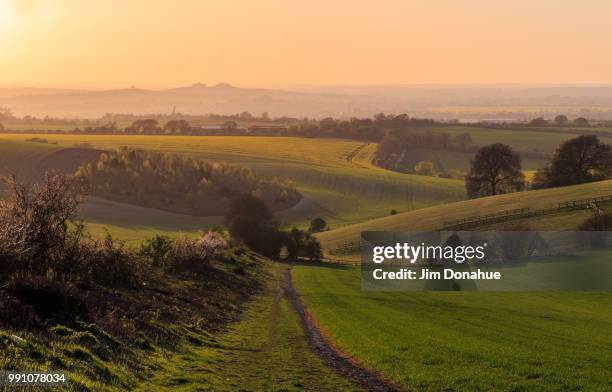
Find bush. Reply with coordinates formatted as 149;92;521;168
139;235;173;267
414;161;436;176
0;174;142;287
195;231;228;260
171;232;228;272
86;234;142;287
0;174;85;278
309;218;327;233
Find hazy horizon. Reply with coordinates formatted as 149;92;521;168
2;0;612;89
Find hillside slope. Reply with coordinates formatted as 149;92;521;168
317;180;612;252
0;135;466;229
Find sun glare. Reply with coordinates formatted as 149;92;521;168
0;5;15;27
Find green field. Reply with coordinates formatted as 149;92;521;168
138;264;363;392
317;180;612;255
397;125;612;173
293;263;612;391
0;135;465;239
297;179;612;391
440;125;612;153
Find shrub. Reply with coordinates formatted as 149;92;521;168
171;232;228;271
86;234;142;287
195;231;228;260
0;174;142;287
0;174;86;278
414;161;436;176
139;235;173;267
309;218;327;233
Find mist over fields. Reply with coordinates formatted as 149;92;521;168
3;83;612;120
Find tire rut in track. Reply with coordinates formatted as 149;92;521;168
284;268;405;392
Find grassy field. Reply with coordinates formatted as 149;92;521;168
138;263;363;392
292;263;612;391
317;180;612;255
0;134;465;236
440;125;612;154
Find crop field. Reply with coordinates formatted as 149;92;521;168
0;138;61;177
317;180;612;255
439;125;612;154
397;147;545;173
0;134;465;237
292;262;612;391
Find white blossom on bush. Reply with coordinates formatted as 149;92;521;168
195;231;228;260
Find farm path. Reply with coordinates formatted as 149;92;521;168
138;262;362;391
286;266;403;392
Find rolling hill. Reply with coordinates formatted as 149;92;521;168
317;180;612;255
0;135;466;241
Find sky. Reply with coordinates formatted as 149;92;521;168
1;0;612;89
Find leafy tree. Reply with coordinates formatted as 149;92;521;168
466;143;525;198
304;235;323;261
453;132;473;150
284;227;304;260
128;119;160;133
414;161;436;176
532;135;611;188
223;121;238;130
529;117;548;126
282;228;323;261
554;115;569;125
164;120;191;134
226;194;282;258
77;148;300;216
573;117;589;127
309;218;327;233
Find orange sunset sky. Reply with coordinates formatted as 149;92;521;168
1;0;612;88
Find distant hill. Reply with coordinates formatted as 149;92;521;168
3;83;612;120
0;83;374;118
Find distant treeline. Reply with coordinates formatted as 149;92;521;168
76;148;301;215
0;110;448;141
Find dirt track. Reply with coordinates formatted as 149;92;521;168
285;268;404;392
